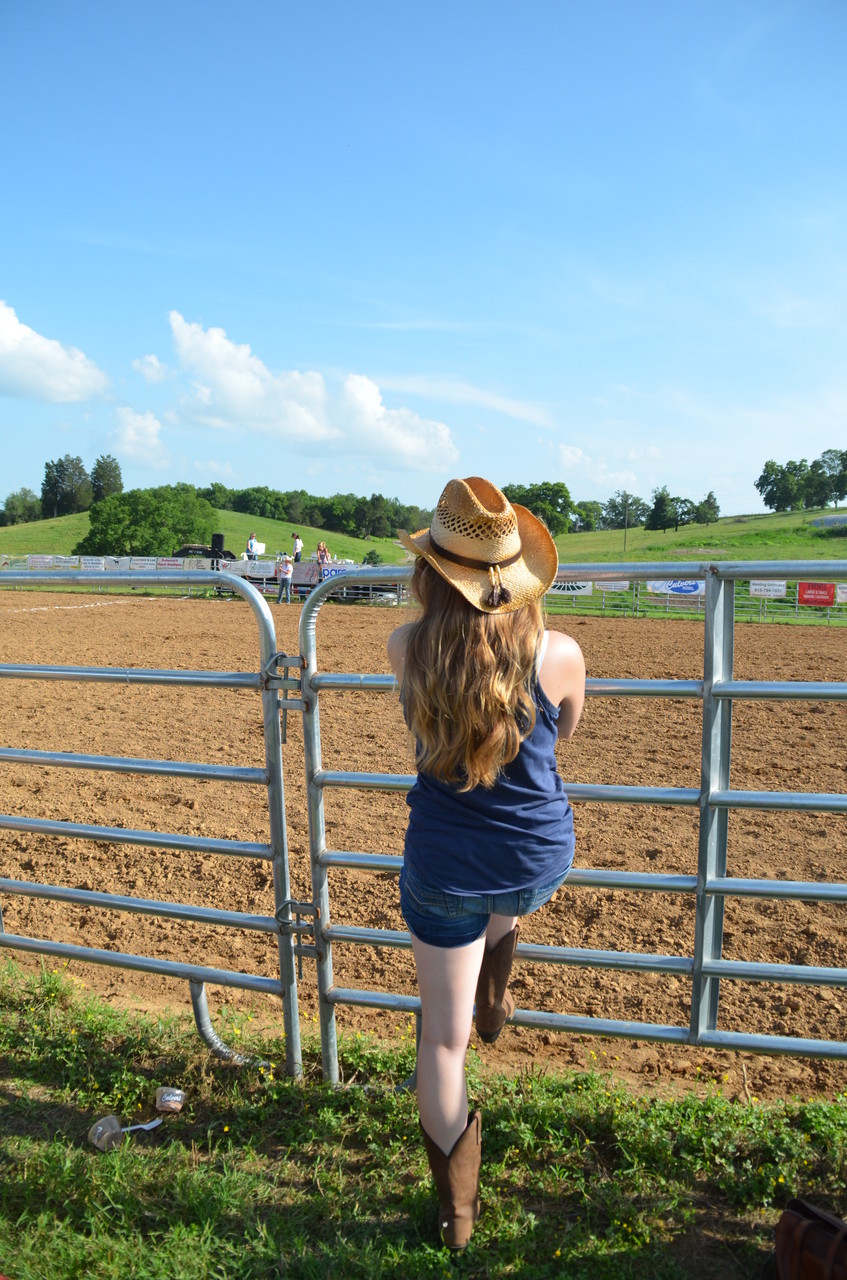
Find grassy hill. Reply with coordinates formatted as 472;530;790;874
0;510;411;565
2;506;846;564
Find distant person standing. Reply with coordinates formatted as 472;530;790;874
292;533;303;562
276;554;293;604
246;532;258;561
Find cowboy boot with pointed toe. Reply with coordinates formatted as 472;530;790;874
475;924;519;1043
420;1110;481;1250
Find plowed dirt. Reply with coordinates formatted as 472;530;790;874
1;589;845;1102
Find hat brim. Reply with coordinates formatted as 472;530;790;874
397;503;558;614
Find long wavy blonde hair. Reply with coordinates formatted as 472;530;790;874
402;559;544;791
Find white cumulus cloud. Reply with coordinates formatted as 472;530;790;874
0;300;109;402
168;311;458;469
113;407;169;467
556;441;637;491
132;353;169;383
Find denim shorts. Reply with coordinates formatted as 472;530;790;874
399;859;571;949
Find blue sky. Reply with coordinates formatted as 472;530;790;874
1;1;845;517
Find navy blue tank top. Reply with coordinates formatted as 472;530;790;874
403;666;574;896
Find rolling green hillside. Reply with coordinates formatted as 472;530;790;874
2;506;845;564
0;510;411;565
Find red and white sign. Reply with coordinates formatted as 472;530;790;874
798;581;835;606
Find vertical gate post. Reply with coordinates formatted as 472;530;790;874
262;671;303;1078
300;606;340;1085
691;568;734;1041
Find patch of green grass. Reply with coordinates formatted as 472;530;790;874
1;960;845;1278
0;510;407;566
4;505;847;569
555;509;847;564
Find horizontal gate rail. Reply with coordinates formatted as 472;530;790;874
0;812;271;859
0;746;267;783
0;569;303;1075
298;560;847;1082
0;932;283;996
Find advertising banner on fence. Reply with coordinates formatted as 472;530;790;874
156;558;184;569
749;580;787;599
547;579;593;596
646;579;706;596
130;556;159;571
28;555;54;569
838;583;847;605
80;556;105;570
52;555;80;569
597;580;630;592
798;581;836;606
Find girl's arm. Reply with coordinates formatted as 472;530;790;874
538;630;586;741
387;623;414;683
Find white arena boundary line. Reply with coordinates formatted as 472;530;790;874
1;597;183;615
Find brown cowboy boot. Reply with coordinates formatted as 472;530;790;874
475;924;520;1043
420;1110;481;1250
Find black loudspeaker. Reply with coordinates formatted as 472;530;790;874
211;533;224;557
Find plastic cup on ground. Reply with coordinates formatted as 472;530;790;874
155;1087;186;1113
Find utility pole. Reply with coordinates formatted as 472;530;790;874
623;494;629;555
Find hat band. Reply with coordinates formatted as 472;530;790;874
429;534;522;573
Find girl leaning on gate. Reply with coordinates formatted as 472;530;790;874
388;476;586;1250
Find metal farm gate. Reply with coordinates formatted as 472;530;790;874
1;560;846;1085
299;560;847;1084
0;570;304;1076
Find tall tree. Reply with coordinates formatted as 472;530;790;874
90;454;123;502
600;490;649;530
570;500;603;532
1;487;42;525
645;486;676;533
501;481;572;535
755;459;810;511
817;449;847;508
41;455;93;517
75;485;215;556
692;491;720;524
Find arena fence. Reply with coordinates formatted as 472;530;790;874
299;560;847;1085
0;570;305;1077
2;562;846;1086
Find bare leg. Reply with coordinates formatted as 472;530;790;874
411;932;486;1155
485;912;518;952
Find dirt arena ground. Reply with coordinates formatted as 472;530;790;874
1;588;845;1103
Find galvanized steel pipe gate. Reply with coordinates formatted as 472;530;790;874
298;561;847;1085
0;570;305;1076
1;562;846;1085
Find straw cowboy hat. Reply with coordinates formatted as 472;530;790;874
397;476;559;614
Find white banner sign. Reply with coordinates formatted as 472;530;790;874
597;580;630;592
80;556;105;570
52;555;80;569
749;580;787;599
28;554;54;569
156;557;184;569
548;579;593;595
646;579;706;596
130;557;159;570
837;583;847;605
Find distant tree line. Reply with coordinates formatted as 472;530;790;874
755;449;847;512
504;483;720;535
197;482;431;541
